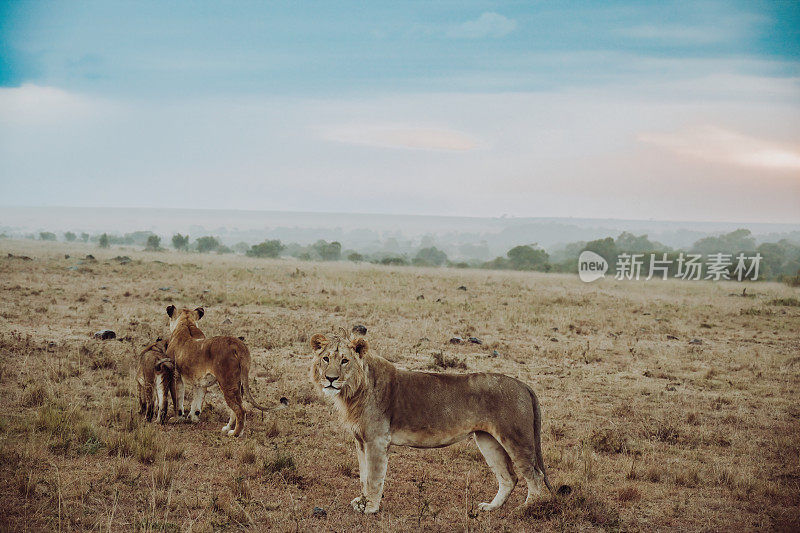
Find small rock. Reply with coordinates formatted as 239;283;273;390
203;289;210;293
457;285;467;291
94;330;116;340
666;386;677;392
557;485;572;496
468;337;482;345
84;254;96;262
64;254;70;259
416;294;425;300
159;287;171;291
222;318;233;325
418;337;430;342
449;336;463;345
666;335;679;340
67;266;79;271
491;350;500;357
102;298;110;303
551;327;559;332
100;286;108;290
550;337;559;342
435;298;443;303
352;324;367;335
279;397;289;406
312;507;327;518
689;338;703;345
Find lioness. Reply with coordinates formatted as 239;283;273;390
310;332;558;514
136;339;177;424
166;305;285;436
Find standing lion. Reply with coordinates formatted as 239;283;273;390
165;305;285;437
310;330;565;514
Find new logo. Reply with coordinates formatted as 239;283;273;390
578;251;608;282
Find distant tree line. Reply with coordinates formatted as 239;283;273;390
16;226;800;284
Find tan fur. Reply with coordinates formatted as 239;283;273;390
135;339;177;424
310;332;554;514
165;305;281;437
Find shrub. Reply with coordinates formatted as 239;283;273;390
196;236;220;253
98;233;110;248
246;240;284;258
413;247;448;266
172;233;190;251
145;235;161;251
39;232;56;241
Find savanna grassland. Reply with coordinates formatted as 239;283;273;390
1;240;798;532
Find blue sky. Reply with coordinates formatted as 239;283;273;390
1;1;799;221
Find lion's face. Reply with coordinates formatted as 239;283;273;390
166;305;204;333
310;333;368;399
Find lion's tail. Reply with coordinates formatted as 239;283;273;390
236;342;289;412
527;386;572;497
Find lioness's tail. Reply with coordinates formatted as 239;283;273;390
528;386;554;493
527;386;571;496
236;342;289;412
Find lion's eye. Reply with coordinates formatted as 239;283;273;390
322;356;329;363
341;358;349;365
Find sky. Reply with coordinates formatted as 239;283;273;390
0;1;799;223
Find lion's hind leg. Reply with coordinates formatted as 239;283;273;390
494;435;545;506
474;431;518;511
220;385;246;437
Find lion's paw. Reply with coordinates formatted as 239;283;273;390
220;425;231;435
227;429;237;437
478;502;498;512
351;496;379;514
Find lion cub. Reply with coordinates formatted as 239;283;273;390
136;339;177;424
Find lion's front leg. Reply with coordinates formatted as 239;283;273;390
353;437;389;514
351;437;368;510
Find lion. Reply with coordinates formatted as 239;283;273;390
165;305;286;436
136;338;177;424
310;331;564;514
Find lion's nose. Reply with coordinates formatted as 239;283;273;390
325;376;337;385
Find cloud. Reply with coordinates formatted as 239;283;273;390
318;124;479;151
619;24;731;45
0;84;112;125
446;12;517;39
639;126;800;171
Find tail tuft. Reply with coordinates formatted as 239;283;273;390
556;485;572;496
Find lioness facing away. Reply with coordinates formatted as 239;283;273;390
136;339;177;424
166;306;286;437
310;332;562;514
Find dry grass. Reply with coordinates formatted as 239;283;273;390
0;239;799;531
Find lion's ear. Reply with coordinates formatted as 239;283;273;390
310;334;328;351
194;307;204;320
166;305;176;318
351;338;368;357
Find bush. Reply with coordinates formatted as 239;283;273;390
172;233;189;251
347;252;364;262
64;231;77;242
312;240;342;261
380;256;408;266
246;240;284;258
413;247;448;266
98;233;110;248
39;232;56;241
145;235;161;251
196;236;220;253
